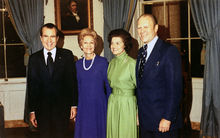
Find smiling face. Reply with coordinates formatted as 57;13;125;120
137;15;158;44
40;27;58;51
110;37;125;56
80;35;95;55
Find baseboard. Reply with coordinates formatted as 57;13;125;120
4;120;201;131
191;121;200;131
5;120;29;128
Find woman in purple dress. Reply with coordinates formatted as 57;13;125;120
74;28;111;138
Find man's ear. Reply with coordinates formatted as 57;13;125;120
154;24;159;33
40;36;43;42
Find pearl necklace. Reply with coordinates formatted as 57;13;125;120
83;54;96;71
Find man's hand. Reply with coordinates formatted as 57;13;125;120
70;107;77;121
158;118;171;133
29;112;37;127
137;113;139;126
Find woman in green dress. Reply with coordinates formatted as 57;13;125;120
107;29;137;138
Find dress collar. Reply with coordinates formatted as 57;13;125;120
115;51;127;60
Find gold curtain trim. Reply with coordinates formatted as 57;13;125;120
4;0;27;49
125;0;136;30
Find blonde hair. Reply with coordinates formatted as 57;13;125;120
78;28;97;47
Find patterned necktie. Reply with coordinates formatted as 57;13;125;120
138;44;148;79
47;52;54;76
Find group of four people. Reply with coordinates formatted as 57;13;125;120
28;13;182;138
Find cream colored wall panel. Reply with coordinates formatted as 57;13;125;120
190;78;203;123
0;81;26;120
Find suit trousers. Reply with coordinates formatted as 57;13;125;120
140;128;179;138
38;115;69;138
37;106;70;138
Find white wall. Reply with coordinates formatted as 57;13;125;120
190;78;203;122
0;78;26;120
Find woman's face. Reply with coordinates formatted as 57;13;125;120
110;37;125;56
81;35;95;55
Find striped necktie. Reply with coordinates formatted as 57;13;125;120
138;44;147;79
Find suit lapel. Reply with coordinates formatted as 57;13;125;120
137;39;163;85
137;39;163;87
38;49;51;77
53;48;62;76
144;39;162;72
39;49;46;66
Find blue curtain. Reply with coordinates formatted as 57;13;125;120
5;0;44;54
103;0;137;61
190;0;220;137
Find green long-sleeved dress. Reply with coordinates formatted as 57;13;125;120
107;52;137;138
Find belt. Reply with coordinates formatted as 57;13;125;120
112;88;135;96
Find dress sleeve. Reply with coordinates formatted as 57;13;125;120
130;59;137;88
103;58;112;99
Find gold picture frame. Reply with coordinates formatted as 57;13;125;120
55;0;93;35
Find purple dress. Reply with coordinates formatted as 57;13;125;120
74;55;111;138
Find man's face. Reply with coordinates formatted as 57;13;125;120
40;27;58;51
69;1;77;13
137;16;158;44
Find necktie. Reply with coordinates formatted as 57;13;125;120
47;52;54;76
138;44;148;79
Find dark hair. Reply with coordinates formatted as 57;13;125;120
108;29;133;53
40;23;59;36
138;14;158;26
68;0;77;6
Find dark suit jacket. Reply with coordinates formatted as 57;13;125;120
136;38;182;132
27;48;78;128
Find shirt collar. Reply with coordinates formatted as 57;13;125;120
43;47;56;61
147;36;158;48
144;36;158;60
115;51;127;60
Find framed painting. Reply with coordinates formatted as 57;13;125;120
55;0;93;35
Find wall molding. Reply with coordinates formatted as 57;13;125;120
191;121;200;131
5;120;28;128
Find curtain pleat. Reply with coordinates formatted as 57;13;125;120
190;0;220;137
5;0;44;54
103;0;137;61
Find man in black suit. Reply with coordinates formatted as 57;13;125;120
28;23;78;138
136;14;182;138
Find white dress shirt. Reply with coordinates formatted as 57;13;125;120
43;47;56;64
72;12;80;22
145;36;158;61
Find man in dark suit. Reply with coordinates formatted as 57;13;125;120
136;14;182;138
28;23;78;138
